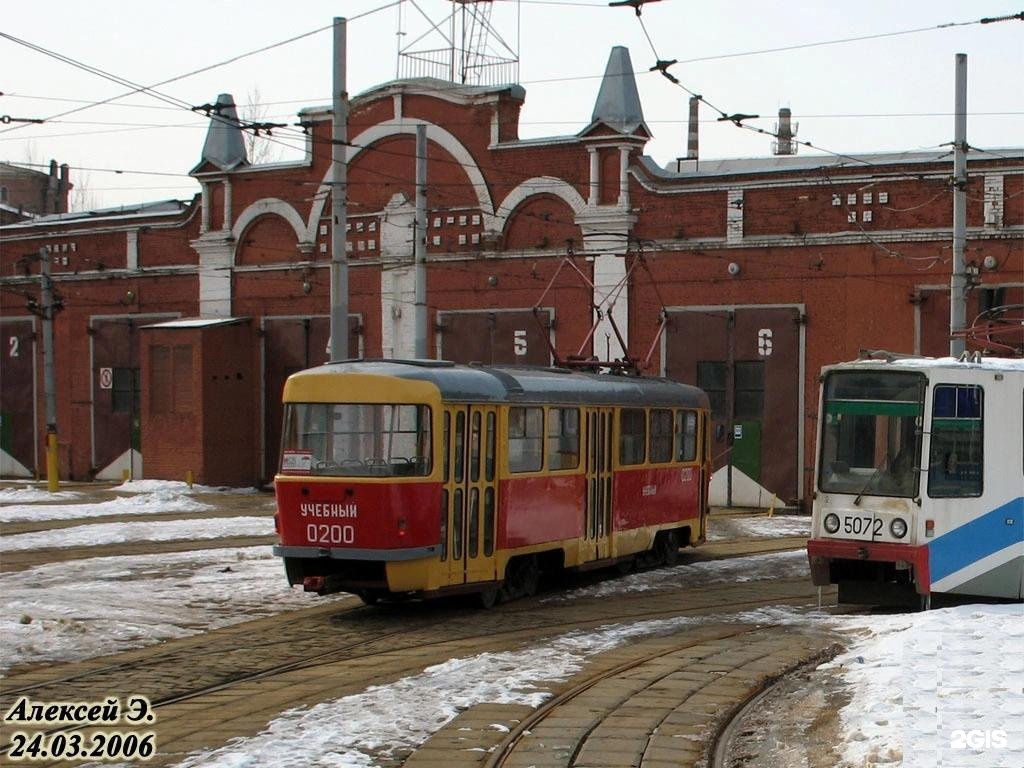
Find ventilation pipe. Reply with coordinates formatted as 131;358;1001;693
675;95;701;172
773;107;797;155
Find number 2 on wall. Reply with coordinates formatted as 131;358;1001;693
8;336;18;358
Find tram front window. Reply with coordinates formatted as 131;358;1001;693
819;371;924;498
281;403;431;476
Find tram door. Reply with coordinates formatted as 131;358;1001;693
442;405;498;586
584;408;614;562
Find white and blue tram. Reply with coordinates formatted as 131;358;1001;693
808;352;1024;604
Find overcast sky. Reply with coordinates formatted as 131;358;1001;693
2;0;1022;210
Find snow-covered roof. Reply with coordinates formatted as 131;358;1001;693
652;147;1024;178
0;199;188;230
142;317;248;329
826;354;1024;373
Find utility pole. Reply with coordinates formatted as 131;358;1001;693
39;248;59;491
329;17;349;362
414;124;428;358
949;53;968;357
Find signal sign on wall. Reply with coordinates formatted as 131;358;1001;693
99;367;113;390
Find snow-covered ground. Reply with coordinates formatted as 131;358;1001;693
707;513;811;541
1;488;1020;767
0;516;272;551
1;547;316;672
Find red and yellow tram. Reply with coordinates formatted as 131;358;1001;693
273;360;711;605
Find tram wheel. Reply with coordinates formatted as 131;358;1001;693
477;588;500;609
658;530;681;566
502;556;540;601
615;557;635;575
355;589;382;606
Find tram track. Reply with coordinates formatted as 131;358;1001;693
483;624;772;768
0;539;807;701
2;544;830;767
2;573;816;705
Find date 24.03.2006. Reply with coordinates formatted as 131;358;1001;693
7;731;156;762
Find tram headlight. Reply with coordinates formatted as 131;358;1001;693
890;517;908;539
823;513;840;534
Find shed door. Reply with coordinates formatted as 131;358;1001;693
92;319;142;475
437;309;552;365
665;307;801;504
1;318;36;475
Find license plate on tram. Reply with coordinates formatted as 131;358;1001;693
840;514;882;539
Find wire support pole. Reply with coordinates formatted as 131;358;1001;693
949;53;968;357
330;17;349;362
39;248;59;491
414;124;429;359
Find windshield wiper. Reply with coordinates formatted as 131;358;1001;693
853;454;889;506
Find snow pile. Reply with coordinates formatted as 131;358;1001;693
0;490;213;523
823;604;1024;767
0;487;84;505
116;479;260;494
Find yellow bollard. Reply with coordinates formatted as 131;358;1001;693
186;470;194;489
46;432;59;493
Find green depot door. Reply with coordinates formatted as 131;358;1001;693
731;359;765;483
730;420;762;483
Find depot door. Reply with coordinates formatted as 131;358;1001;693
442;405;498;586
583;408;614;562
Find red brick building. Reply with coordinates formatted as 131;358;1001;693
0;160;72;224
2;47;1021;503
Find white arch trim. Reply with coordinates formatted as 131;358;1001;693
495;176;587;224
308;120;496;231
232;197;312;246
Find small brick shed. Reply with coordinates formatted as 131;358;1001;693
140;317;259;487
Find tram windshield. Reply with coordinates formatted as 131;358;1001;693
280;403;432;477
819;371;925;498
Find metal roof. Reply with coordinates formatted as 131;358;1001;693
294;359;709;409
581;46;649;138
652;147;1024;179
191;93;248;174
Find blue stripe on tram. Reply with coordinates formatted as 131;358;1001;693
928;497;1024;584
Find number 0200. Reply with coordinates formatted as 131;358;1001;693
307;524;355;545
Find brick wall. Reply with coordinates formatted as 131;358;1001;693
2;76;1021;489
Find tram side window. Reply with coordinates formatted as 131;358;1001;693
508;406;543;473
620;408;647;465
547;407;580;470
676;410;698;462
928;384;983;498
649;409;673;463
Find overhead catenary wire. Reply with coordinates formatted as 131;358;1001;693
626;6;1024;169
2;5;1018;275
0;1;401;135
